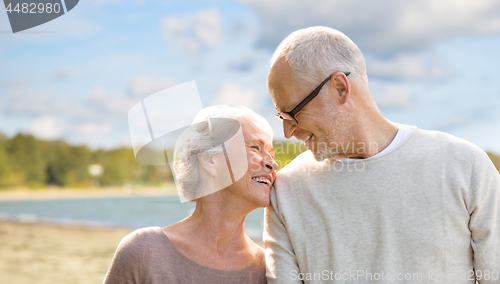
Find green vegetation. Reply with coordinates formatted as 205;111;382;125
273;141;308;170
0;133;171;189
0;133;498;189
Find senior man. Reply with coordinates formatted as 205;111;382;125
264;26;500;284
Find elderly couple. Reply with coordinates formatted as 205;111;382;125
104;27;500;283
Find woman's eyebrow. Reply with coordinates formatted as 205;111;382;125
244;133;263;143
245;139;263;146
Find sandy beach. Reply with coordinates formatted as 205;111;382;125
0;221;134;284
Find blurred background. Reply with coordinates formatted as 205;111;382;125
1;0;499;283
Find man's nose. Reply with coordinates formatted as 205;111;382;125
283;121;297;139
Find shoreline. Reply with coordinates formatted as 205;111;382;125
0;184;178;202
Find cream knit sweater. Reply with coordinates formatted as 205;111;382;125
265;128;500;284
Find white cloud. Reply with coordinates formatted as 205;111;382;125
53;118;114;149
8;86;132;130
374;85;413;110
87;87;135;115
212;83;260;111
366;52;452;80
129;76;176;98
162;9;220;59
242;0;500;53
29;116;63;140
6;89;69;115
5;81;134;147
73;122;112;141
227;54;255;72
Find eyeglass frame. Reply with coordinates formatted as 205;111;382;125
275;71;350;126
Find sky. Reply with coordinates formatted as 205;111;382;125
1;0;500;153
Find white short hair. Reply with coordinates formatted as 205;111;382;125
173;105;272;200
271;26;368;89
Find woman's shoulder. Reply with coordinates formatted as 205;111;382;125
117;227;165;253
124;226;164;240
122;226;163;241
104;227;166;283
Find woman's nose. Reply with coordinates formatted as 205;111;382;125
262;155;278;172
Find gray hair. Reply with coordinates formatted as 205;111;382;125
173;105;272;200
271;26;368;90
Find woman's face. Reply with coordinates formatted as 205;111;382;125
230;120;278;207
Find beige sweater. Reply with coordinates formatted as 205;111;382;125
103;227;267;284
264;128;500;284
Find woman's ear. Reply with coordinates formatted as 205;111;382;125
198;154;217;177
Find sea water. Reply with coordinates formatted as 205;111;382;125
0;196;265;240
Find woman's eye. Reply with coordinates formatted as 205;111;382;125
250;145;260;151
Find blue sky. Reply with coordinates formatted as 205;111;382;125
1;0;499;153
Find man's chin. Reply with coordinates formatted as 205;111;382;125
311;149;328;162
312;148;338;162
311;152;324;161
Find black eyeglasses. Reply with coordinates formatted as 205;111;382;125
275;71;350;126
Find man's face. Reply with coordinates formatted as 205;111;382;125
267;58;352;161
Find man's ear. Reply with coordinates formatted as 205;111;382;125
331;72;350;104
198;154;217;177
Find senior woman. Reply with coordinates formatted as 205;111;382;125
103;105;278;284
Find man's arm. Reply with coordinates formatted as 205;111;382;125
468;148;500;284
264;186;303;284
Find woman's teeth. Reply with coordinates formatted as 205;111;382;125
252;177;271;187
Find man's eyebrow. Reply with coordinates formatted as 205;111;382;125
274;100;294;113
275;104;291;114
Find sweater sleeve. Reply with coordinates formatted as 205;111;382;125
264;186;303;284
468;148;500;284
102;230;145;284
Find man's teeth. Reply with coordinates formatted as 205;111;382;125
252;177;271;186
304;135;312;143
